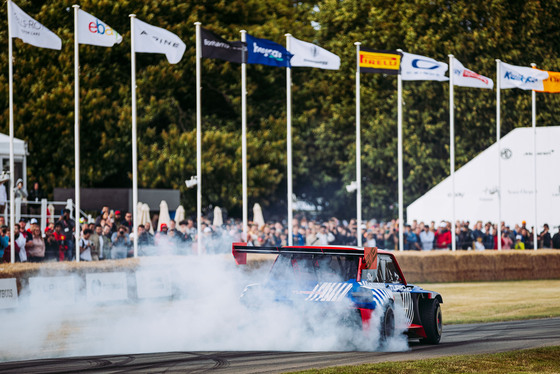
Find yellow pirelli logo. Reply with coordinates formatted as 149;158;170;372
359;51;401;71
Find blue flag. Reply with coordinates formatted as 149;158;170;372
246;34;292;67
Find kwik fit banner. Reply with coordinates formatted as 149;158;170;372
201;27;245;64
400;51;449;81
358;48;401;74
78;9;122;47
246;34;292;67
499;61;549;90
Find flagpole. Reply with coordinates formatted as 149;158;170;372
354;42;362;247
240;30;248;240
7;0;15;263
449;55;456;251
195;22;202;254
130;14;138;258
286;33;293;246
397;49;404;252
73;4;81;262
496;59;502;251
531;63;537;251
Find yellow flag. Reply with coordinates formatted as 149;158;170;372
359;48;401;74
536;69;560;93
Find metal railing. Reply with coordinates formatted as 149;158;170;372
4;198;91;234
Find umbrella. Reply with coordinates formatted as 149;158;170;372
47;203;55;224
175;205;185;224
157;200;171;232
253;203;265;229
138;202;153;234
213;206;223;227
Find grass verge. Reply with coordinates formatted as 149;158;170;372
417;280;560;324
289;346;560;374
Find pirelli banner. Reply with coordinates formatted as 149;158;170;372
359;48;401;74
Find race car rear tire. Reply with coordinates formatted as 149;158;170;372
420;298;442;344
380;303;395;342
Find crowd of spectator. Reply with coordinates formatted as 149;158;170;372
1;205;559;263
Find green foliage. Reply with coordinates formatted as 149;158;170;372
1;0;559;220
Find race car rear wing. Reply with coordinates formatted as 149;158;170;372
232;243;366;265
232;243;383;282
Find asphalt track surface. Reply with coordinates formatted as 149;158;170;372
1;318;559;373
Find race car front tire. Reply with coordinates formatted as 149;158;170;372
420;298;442;344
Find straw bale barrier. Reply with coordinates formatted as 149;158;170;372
393;250;560;283
1;251;559;289
244;250;560;283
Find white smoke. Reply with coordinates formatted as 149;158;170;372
0;248;410;361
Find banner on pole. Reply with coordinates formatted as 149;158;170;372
290;36;340;70
499;61;549;90
400;51;448;81
78;9;122;47
201;27;245;64
453;59;493;89
358;48;401;74
246;34;292;67
133;18;186;64
9;1;62;50
535;69;560;93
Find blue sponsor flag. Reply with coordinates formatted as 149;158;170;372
246;34;292;67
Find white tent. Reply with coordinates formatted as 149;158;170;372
0;133;28;189
407;126;560;230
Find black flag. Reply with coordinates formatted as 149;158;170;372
201;27;246;64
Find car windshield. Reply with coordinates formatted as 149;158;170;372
268;254;359;284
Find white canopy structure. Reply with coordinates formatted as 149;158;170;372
0;133;28;189
407;126;560;230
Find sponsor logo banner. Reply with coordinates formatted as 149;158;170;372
9;1;61;50
246;34;292;68
499;61;548;90
78;9;122;47
0;278;18;309
359;48;401;74
453;58;493;89
201;27;245;64
401;51;449;81
536;69;560;93
136;271;172;299
290;36;340;70
28;276;76;305
133;18;186;64
86;272;128;302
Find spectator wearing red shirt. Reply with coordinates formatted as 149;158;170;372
435;222;451;250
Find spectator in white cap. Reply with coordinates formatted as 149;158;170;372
435;221;451;250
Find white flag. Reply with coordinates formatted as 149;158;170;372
289;37;340;70
400;51;448;81
499;61;549;90
78;9;122;47
453;59;493;89
8;1;61;50
133;18;186;64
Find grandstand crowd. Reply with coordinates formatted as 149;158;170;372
1;206;559;263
